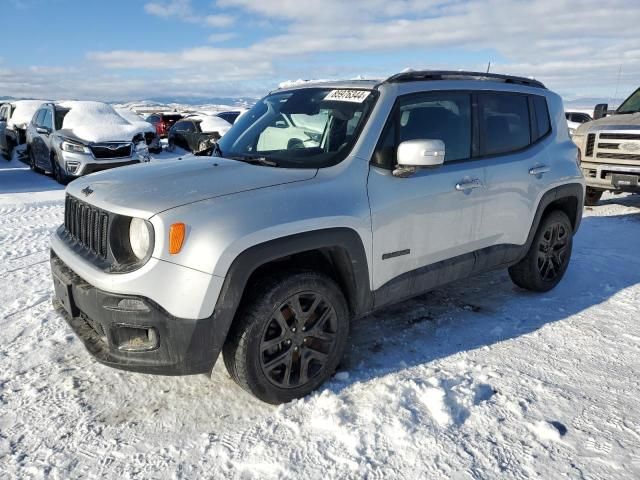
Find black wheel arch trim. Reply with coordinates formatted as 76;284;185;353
516;182;583;264
207;227;373;371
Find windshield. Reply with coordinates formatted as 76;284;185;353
617;87;640;114
216;88;377;168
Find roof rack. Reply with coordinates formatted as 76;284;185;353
381;70;546;89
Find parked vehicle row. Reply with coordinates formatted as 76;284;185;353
50;71;585;404
2;97;239;182
26;101;157;184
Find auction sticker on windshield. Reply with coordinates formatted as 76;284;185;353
324;90;371;103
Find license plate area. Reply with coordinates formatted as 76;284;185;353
53;273;78;317
611;174;639;188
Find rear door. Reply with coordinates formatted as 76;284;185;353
477;92;552;259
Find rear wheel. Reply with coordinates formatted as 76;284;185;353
584;187;604;206
223;271;349;404
508;210;573;292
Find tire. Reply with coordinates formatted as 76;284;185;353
29;148;44;173
223;270;350;404
52;155;70;185
584;187;604;206
166;139;175;152
508;210;573;292
1;139;13;160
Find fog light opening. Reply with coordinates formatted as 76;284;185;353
114;326;159;352
65;161;80;174
116;298;150;312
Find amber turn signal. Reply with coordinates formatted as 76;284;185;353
168;223;186;255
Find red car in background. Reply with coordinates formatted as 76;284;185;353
145;112;183;138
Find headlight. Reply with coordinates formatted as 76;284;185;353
60;140;90;154
568;127;576;137
129;218;152;260
198;139;213;152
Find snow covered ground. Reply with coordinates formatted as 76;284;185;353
1;150;639;479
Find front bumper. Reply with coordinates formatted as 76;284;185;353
51;251;218;375
59;150;141;177
581;162;640;192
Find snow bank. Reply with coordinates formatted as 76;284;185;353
6;100;48;128
60;101;149;143
190;115;231;136
115;107;155;134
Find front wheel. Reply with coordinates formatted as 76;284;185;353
52;155;70;185
1;139;13;160
29;148;44;173
508;210;573;292
223;271;350;404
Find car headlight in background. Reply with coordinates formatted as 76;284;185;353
60;139;90;154
568;127;576;137
129;218;153;260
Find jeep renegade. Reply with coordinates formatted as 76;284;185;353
50;71;585;404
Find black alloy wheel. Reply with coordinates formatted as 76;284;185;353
537;221;570;282
259;291;338;389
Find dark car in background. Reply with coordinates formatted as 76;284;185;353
145;112;183;138
167;114;231;155
0;100;46;160
215;110;242;124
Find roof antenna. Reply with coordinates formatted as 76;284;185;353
486;62;491;73
611;64;622;109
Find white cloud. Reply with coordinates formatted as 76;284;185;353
208;32;237;43
144;0;235;27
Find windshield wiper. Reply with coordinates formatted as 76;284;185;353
227;155;279;167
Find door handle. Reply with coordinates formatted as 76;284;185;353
529;165;550;175
455;179;483;191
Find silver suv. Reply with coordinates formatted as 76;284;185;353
50;71;585;403
27;102;147;184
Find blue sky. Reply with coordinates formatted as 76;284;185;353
2;0;639;102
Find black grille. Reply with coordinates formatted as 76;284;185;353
585;133;596;157
597;143;619;149
90;143;132;159
599;133;640;141
596;152;640;161
64;195;109;259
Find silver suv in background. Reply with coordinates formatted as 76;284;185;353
50;71;584;403
27;101;150;184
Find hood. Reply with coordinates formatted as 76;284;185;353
576;112;640;135
60;100;150;143
66;156;318;218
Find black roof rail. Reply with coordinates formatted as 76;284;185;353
381;70;546;89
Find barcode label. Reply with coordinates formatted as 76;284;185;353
324;90;371;103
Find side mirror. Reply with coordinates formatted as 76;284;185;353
36;126;51;135
393;139;445;177
594;103;608;120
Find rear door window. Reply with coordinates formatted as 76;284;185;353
478;93;531;156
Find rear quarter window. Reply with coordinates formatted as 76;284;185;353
532;95;551;141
